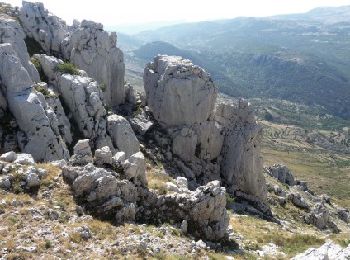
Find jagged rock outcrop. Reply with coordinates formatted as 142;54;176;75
62;20;125;106
0;43;69;161
34;54;114;151
219;99;266;201
266;164;295;186
144;55;267;203
62;161;228;241
142;180;229;241
0;14;39;81
144;55;217;126
266;167;349;232
19;1;67;54
19;2;125;106
305;202;339;232
292;241;350;260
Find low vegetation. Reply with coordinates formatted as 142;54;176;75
146;159;173;195
55;62;80;76
34;84;56;98
230;214;325;257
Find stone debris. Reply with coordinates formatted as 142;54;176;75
0;153;47;192
266;164;295;186
293;241;350;260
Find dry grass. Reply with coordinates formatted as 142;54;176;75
261;121;350;208
230;214;325;257
146;161;174;195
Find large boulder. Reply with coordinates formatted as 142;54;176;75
0;43;69;161
266;164;295;186
143;56;267;203
70;139;93;166
107;115;140;158
144;55;217;127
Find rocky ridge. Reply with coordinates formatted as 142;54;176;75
0;1;349;259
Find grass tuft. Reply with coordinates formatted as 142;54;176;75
56;62;80;76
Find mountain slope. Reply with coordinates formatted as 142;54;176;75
127;6;350;119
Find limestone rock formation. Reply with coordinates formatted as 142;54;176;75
19;2;125;106
0;43;69;161
219;99;266;201
292;241;350;260
144;55;217;126
107;114;140;158
0;152;47;192
305;203;339;232
62;20;125;106
62;160;228;241
34;54;114;151
266;164;295;186
70;139;93;166
19;1;67;54
144;55;267;203
0;15;39;81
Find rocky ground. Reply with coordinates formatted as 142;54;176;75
0;152;349;259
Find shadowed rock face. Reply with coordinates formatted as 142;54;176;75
144;55;267;203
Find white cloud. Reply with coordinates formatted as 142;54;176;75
4;0;350;26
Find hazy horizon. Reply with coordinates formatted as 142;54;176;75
4;0;350;30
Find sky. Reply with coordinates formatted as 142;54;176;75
4;0;350;27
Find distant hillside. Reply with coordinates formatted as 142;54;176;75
125;6;350;119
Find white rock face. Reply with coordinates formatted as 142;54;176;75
19;1;67;54
94;146;113;166
107;115;140;158
144;55;217;127
194;121;224;160
122;152;147;187
0;43;69;161
144;55;267;202
219;100;267;202
19;2;125;106
266;164;295;186
293;241;350;260
62;20;125;106
70;139;93;165
0;151;17;163
14;153;35;165
0;16;40;81
35;54;114;151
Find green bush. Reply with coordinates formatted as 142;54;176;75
34;84;56;98
55;62;80;76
